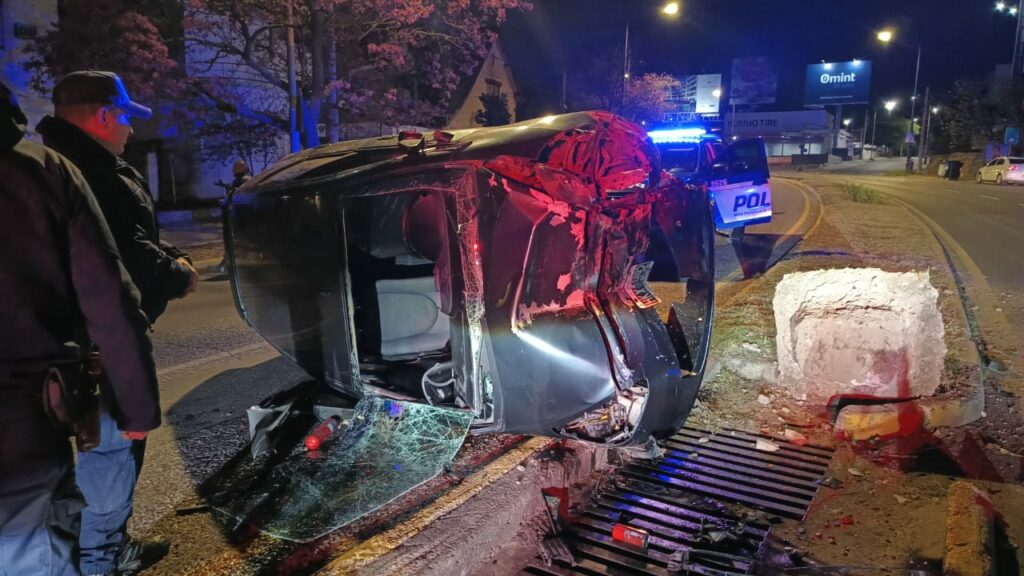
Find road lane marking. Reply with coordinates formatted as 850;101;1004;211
979;195;1000;200
722;178;823;304
156;342;272;377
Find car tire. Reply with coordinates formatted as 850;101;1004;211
976;172;983;183
997;173;1003;185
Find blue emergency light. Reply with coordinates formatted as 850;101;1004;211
647;126;713;144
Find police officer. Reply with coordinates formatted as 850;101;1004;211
37;71;197;576
1;81;160;575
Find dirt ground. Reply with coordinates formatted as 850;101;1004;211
684;175;1023;574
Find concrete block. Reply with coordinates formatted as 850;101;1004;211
774;268;946;405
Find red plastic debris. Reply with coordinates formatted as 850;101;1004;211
840;515;854;526
611;524;649;548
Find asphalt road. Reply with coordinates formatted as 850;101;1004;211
818;171;1024;339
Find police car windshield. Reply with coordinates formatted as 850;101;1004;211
660;145;699;173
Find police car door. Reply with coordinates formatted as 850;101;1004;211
708;138;772;229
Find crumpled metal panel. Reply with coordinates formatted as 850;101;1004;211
207;397;473;542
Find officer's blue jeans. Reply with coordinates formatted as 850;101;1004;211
75;410;145;575
0;380;83;576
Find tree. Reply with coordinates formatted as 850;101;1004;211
184;0;530;156
940;79;997;152
474;92;511;126
27;0;182;106
621;73;680;125
564;42;678;124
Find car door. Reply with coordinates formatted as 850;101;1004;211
707;137;772;229
986;158;1003;181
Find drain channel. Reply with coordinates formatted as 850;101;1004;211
522;427;834;575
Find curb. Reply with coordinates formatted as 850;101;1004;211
316;439;610;576
944;481;996;576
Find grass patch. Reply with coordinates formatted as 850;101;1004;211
840;181;885;203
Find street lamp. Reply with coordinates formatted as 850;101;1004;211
843;118;852;127
885;100;897;112
712;88;722;98
877;29;921;160
996;1;1023;75
623;2;681;108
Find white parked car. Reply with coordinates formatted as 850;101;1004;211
976;156;1024;184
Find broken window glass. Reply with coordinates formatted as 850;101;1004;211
208;396;473;542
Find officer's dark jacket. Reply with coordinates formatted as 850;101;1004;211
1;92;161;432
37;116;190;323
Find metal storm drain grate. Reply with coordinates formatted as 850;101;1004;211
522;426;835;576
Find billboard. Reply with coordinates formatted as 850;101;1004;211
667;74;722;115
804;60;872;106
729;57;777;105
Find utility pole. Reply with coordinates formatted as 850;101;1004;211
917;87;929;173
860;106;868;158
286;0;300;153
871;106;878;158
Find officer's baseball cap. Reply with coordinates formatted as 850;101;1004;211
52;71;152;120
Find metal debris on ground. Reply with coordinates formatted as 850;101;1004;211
817;476;843;489
521;426;835;576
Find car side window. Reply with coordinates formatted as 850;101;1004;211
998;158;1006;165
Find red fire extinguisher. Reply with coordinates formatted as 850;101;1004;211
611;523;650;548
304;415;342;451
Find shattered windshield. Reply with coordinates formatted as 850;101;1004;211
207;397;473;541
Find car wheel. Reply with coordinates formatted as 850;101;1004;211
997;173;1003;185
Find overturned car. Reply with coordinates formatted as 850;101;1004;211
223;111;715;448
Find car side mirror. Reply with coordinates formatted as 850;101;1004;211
711;162;729;175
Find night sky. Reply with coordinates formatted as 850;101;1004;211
502;0;1019;116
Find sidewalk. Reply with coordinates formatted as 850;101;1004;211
695;174;1022;572
161;222;224;274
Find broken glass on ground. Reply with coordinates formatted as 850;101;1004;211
206;396;473;542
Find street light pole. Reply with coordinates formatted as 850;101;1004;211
621;3;679;112
908;44;921;159
1014;0;1024;75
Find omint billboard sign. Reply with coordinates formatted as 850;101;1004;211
804;60;872;106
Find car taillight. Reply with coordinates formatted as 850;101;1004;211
1010;165;1019;171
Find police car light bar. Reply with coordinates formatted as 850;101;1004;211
647;127;709;144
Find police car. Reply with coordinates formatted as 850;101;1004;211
648;124;772;231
